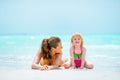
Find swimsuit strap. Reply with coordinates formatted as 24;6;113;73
73;46;82;54
80;46;83;54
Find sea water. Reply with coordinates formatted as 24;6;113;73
0;34;120;71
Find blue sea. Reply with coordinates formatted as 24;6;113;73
0;34;120;71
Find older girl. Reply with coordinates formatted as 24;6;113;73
32;36;68;70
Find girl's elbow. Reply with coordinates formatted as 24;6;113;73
31;63;35;69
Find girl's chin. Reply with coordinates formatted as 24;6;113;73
74;44;80;46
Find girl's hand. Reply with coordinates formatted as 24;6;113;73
39;65;49;70
62;63;70;69
80;65;84;69
63;58;68;63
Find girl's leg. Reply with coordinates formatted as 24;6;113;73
84;61;94;69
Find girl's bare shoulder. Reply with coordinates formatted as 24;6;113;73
70;46;73;51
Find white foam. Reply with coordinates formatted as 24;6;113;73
30;36;35;40
86;45;120;49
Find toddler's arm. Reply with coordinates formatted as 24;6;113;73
70;47;75;67
80;47;86;69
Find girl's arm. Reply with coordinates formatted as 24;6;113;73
80;47;86;68
57;53;69;69
31;49;48;70
70;47;74;67
58;47;74;69
48;53;62;70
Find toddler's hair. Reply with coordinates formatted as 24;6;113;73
71;33;83;47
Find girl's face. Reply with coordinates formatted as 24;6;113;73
55;42;62;53
51;42;62;54
72;36;81;46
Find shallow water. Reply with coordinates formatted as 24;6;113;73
0;34;120;71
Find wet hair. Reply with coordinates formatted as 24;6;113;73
40;36;61;65
71;33;84;47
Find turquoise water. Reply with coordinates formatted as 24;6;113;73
0;34;120;71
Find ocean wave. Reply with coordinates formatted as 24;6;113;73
0;54;33;63
85;45;120;49
30;36;35;40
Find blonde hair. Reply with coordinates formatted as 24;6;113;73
71;33;84;47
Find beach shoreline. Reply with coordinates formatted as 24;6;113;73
0;68;120;80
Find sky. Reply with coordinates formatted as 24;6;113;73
0;0;120;34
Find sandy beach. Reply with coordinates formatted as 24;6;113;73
0;68;120;80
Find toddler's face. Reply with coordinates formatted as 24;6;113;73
72;36;81;46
